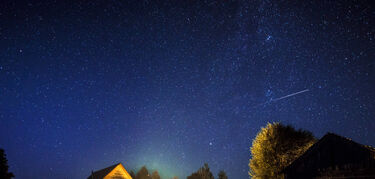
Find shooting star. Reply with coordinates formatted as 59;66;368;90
272;89;310;102
255;89;310;107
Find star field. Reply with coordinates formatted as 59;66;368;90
0;0;374;178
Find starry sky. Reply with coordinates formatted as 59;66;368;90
0;0;374;178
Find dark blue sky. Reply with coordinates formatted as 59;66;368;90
1;0;374;178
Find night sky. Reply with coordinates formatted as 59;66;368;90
1;0;375;178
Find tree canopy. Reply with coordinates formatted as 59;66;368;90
151;170;160;179
249;122;316;179
218;170;228;179
187;163;214;179
135;166;151;179
0;149;14;179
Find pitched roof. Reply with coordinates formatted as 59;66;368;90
325;132;375;152
283;132;375;172
87;163;121;179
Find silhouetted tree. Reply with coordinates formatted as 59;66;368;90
0;149;14;179
187;163;214;179
129;170;136;178
151;170;160;179
218;170;228;179
135;166;151;179
249;122;316;179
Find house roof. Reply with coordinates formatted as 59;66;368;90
282;132;375;173
87;163;122;179
320;133;375;152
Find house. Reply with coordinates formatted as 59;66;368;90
87;163;133;179
282;133;375;179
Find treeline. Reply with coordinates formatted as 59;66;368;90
128;166;163;179
0;149;14;179
130;163;228;179
187;163;227;179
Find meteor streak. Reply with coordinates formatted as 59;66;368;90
255;89;310;107
271;89;309;102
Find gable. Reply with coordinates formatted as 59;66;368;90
104;164;132;179
283;133;375;175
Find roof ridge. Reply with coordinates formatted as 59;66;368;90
88;163;122;179
323;132;375;151
93;163;120;172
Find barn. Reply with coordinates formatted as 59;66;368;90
282;133;375;179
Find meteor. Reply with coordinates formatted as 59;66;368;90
271;89;309;102
255;89;310;107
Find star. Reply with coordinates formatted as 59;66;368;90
266;35;272;41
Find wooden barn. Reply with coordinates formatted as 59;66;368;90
282;133;375;179
87;163;133;179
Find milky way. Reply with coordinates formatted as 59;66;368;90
0;1;374;178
